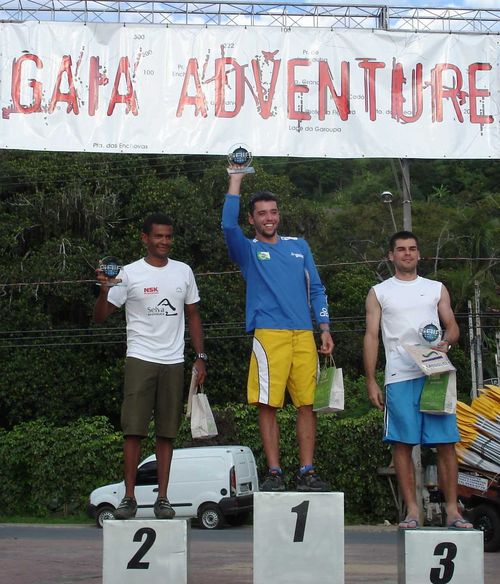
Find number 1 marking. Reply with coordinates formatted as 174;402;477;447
291;500;310;542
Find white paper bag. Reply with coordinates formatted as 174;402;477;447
186;369;218;439
402;344;456;376
313;358;344;413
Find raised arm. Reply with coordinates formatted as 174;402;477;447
364;288;384;411
93;270;118;323
436;285;460;353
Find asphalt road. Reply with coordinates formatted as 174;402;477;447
0;523;498;584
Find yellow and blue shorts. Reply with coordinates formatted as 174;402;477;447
248;329;319;408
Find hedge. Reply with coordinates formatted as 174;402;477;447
0;406;395;522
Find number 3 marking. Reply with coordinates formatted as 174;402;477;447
291;500;310;542
127;527;157;570
429;541;457;584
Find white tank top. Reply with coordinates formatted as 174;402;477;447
373;276;442;384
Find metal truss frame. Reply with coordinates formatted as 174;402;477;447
0;2;498;33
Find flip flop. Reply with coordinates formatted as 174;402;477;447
398;517;419;529
447;518;473;529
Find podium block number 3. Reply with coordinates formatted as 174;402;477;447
430;542;457;584
291;500;309;542
127;527;157;570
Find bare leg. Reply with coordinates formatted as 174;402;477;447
436;443;470;526
156;437;174;499
393;442;419;522
297;405;316;467
123;435;141;498
258;404;280;469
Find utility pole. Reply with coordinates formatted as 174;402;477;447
468;300;478;399
474;281;484;390
401;159;412;231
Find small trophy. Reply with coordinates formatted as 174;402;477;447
418;322;442;346
97;256;123;287
227;143;255;175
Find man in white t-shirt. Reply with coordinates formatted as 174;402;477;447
93;213;207;520
364;231;472;530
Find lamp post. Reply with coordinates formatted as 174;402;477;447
380;190;398;232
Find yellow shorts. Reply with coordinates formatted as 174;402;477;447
248;329;319;408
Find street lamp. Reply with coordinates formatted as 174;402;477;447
380;191;398;232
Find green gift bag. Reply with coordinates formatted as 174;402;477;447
313;358;344;413
420;371;457;415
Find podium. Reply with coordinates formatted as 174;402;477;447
103;519;189;584
398;527;483;584
253;492;344;584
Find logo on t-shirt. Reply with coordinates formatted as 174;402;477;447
147;298;178;317
257;251;271;260
144;286;159;294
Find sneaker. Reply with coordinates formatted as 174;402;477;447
154;497;176;519
296;470;331;492
114;496;137;520
260;471;286;492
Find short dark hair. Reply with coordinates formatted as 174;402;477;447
389;230;419;251
142;213;173;234
248;191;278;215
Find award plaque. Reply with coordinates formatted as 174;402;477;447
97;256;123;287
418;322;442;346
227;144;255;174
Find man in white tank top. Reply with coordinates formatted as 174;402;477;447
364;231;472;529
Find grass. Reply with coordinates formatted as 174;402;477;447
0;512;94;525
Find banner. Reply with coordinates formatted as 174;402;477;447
0;22;498;158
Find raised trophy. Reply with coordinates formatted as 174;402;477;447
418;321;443;346
97;256;123;287
227;143;255;174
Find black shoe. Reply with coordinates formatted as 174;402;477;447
154;497;175;519
114;496;137;519
296;470;331;492
260;471;286;492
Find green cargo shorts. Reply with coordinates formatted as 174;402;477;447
121;357;184;439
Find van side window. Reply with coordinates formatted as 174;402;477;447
136;461;158;486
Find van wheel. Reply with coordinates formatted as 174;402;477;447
470;504;500;552
198;504;224;529
225;512;250;527
96;505;115;528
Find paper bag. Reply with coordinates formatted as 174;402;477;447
313;358;344;413
186;369;218;439
403;344;456;376
420;370;457;415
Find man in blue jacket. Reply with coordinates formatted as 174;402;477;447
222;168;334;492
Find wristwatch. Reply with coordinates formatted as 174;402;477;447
196;352;208;362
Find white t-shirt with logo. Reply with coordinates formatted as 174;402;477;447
107;258;200;364
373;276;442;384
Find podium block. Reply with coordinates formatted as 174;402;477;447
254;492;344;584
398;527;483;584
103;519;189;584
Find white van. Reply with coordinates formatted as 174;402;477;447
87;445;259;529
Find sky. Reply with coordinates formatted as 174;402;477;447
302;1;496;7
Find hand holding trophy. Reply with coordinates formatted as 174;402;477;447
227;143;255;175
96;256;123;287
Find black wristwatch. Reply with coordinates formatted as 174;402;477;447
196;352;208;362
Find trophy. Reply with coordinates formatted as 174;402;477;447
418;322;442;346
97;256;123;287
227;143;255;174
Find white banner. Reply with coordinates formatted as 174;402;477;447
0;22;498;158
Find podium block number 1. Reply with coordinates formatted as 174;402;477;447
103;520;189;584
254;492;344;584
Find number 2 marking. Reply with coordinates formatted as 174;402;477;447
127;527;157;570
429;542;457;584
291;500;310;542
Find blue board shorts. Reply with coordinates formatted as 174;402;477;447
383;377;460;446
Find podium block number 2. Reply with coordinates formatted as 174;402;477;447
127;527;157;570
429;542;457;584
103;519;189;584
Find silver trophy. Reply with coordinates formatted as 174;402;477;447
97;256;123;287
418;322;442;346
227;144;255;175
